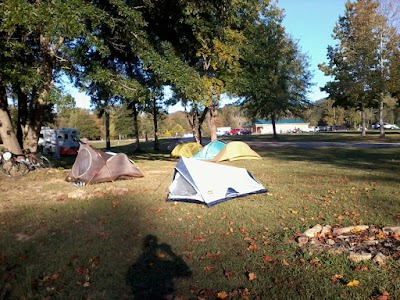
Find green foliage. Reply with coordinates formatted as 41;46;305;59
112;105;134;138
235;6;312;124
67;109;101;140
319;0;400;110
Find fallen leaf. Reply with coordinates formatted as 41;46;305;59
247;243;257;251
192;236;206;242
223;269;235;278
216;291;229;299
229;227;234;233
354;265;368;272
50;273;61;280
200;289;215;297
393;234;400;241
75;267;87;275
350;227;362;233
239;227;246;234
330;274;344;283
204;266;214;271
248;272;257;281
89;256;100;267
376;232;386;239
263;255;274;263
290;210;298;215
346;280;360;287
280;259;289;266
376;291;390;300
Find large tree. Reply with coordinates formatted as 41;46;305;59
139;0;272;143
319;0;400;137
0;0;106;152
235;10;312;139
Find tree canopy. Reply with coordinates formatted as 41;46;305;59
319;0;400;136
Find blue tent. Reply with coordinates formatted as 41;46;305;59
192;140;226;160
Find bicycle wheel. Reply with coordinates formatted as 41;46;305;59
1;161;27;177
39;156;52;168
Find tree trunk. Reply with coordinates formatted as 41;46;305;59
379;98;385;138
105;110;111;150
153;98;159;151
209;105;218;142
25;34;55;152
361;107;367;136
132;103;140;152
0;84;22;154
197;107;208;145
16;85;28;148
271;113;278;140
185;104;208;145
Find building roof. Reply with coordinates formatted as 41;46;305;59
247;119;308;126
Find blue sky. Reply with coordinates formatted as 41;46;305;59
73;1;349;110
278;0;348;101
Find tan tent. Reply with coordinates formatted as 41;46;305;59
212;141;261;162
171;142;203;158
66;143;143;185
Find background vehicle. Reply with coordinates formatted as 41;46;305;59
373;123;400;130
39;127;80;156
239;129;252;135
216;127;231;136
226;129;241;135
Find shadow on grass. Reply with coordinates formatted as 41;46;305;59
255;147;400;176
126;235;192;299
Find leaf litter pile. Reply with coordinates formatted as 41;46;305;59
296;224;400;265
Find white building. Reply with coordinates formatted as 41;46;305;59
248;119;312;134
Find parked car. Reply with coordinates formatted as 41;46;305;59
240;129;252;135
182;132;194;138
226;128;241;135
374;123;400;130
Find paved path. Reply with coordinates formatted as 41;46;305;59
246;141;400;149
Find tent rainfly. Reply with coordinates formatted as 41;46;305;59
171;142;203;158
212;141;261;162
167;157;267;207
66;143;143;185
192;140;226;160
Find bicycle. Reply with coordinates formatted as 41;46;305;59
0;150;28;177
21;149;52;171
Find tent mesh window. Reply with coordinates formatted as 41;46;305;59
170;173;197;197
72;147;92;178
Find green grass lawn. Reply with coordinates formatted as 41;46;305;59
1;135;400;299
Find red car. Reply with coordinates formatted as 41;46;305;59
226;128;241;135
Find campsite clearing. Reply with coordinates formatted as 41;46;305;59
1;135;400;299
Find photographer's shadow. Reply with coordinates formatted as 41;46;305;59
127;235;192;299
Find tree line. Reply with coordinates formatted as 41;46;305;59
1;0;400;154
319;0;400;136
0;0;311;152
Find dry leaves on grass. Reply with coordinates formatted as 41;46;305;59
370;291;390;300
248;272;257;281
346;280;360;287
